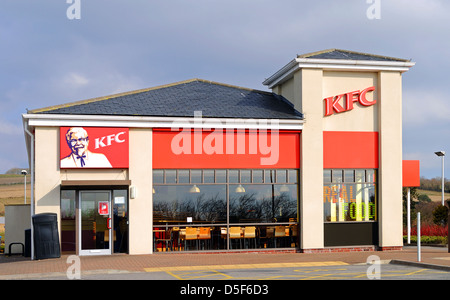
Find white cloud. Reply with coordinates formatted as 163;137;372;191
386;0;447;17
0;120;22;135
403;89;450;127
62;72;89;87
49;70;145;104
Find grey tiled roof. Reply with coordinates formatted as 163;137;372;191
31;79;303;120
298;49;410;62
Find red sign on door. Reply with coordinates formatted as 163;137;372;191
98;201;109;215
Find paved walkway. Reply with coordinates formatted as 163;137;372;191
0;246;449;279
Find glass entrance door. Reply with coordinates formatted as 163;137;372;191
79;191;112;256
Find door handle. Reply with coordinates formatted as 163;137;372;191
107;218;112;230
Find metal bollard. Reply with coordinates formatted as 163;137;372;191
448;207;449;253
417;212;421;262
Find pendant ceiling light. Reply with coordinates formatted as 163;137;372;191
235;184;246;193
189;184;201;193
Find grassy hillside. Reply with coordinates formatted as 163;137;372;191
417;189;450;203
0;175;31;217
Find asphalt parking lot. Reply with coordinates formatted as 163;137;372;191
14;257;450;281
1;245;449;284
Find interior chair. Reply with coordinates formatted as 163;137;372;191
185;227;198;250
197;227;211;250
155;228;173;252
229;227;242;249
274;226;286;248
243;226;256;248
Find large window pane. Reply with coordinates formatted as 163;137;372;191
229;184;297;223
324;169;377;222
154;184;227;224
153;169;300;251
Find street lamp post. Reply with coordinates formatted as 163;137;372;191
434;151;445;206
21;169;28;204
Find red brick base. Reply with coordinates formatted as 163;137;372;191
377;246;403;251
300;245;403;253
154;246;403;255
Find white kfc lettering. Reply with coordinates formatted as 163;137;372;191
95;132;126;149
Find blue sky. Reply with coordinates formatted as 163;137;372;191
0;0;449;179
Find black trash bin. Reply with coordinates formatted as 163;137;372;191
24;229;31;257
32;213;61;260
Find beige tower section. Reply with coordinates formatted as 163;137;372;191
377;72;404;248
274;69;325;250
265;49;414;250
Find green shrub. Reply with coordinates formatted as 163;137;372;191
432;205;449;226
403;235;448;245
418;194;431;203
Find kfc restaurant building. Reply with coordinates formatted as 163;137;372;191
22;49;418;256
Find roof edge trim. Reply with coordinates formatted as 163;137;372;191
263;57;415;89
297;48;411;62
22;113;304;130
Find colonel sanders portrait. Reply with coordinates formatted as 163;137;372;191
60;127;112;168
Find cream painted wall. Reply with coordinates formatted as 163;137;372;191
378;71;403;247
34;127;61;218
322;71;378;132
296;69;325;250
128;128;153;254
60;169;128;181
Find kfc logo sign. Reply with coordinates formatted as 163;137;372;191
94;132;127;149
324;86;376;116
60;127;129;169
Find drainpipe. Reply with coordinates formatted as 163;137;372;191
23;117;35;260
